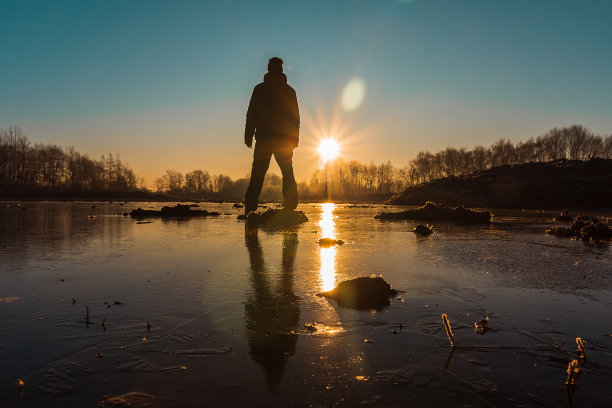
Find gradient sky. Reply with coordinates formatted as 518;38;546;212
2;0;611;184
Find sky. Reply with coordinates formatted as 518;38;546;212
1;0;611;184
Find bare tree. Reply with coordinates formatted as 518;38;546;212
185;169;211;194
603;135;612;159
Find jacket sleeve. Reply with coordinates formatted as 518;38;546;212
244;87;258;144
290;88;300;147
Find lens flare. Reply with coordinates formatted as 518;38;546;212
341;77;366;112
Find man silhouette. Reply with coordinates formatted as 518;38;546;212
244;57;299;215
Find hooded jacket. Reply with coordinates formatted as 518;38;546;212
245;72;300;147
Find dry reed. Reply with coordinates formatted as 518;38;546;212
565;359;581;386
576;337;586;360
441;313;455;348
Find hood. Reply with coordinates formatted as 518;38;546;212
263;72;287;84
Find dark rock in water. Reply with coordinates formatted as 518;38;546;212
546;217;611;242
245;209;308;228
319;238;344;247
130;204;220;219
317;276;398;311
545;226;575;238
236;214;247;220
474;318;492;334
413;224;434;236
375;202;490;224
232;203;244;209
555;209;573;222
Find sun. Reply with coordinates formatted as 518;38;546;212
318;138;339;162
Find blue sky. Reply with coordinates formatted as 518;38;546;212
1;0;611;182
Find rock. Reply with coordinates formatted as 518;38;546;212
413;224;434;236
555;209;573;222
232;203;244;209
130;204;220;219
319;238;344;247
546;217;611;242
474;317;492;334
545;227;575;238
245;209;308;228
317;276;398;311
580;221;612;242
101;391;154;407
375;202;490;224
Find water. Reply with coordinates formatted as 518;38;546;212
1;202;611;407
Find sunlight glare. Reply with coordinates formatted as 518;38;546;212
319;203;337;292
319;247;337;292
318;139;339;163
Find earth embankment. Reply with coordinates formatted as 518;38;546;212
387;158;612;209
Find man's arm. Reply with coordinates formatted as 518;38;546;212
290;88;300;148
244;87;258;148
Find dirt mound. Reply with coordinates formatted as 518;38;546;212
387;158;612;209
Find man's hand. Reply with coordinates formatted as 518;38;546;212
244;135;253;148
244;126;255;148
288;137;298;149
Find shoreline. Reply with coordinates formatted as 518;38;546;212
2;198;611;213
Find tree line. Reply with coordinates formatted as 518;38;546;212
152;169;282;200
0;126;142;192
3;124;610;199
402;124;612;185
153;124;611;199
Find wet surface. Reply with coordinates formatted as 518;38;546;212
1;202;611;407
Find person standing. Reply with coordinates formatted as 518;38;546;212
244;57;299;214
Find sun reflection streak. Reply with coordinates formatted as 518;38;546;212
319;203;337;292
319;203;336;239
319;247;337;292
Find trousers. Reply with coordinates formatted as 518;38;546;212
245;140;298;213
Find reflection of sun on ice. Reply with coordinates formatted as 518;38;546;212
319;203;337;292
319;203;336;239
319;247;337;292
318;139;339;163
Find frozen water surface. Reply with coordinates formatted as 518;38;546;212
1;202;611;407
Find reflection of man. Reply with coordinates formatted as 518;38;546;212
244;57;300;215
244;227;299;387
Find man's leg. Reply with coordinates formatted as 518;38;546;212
274;146;298;210
245;142;273;214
